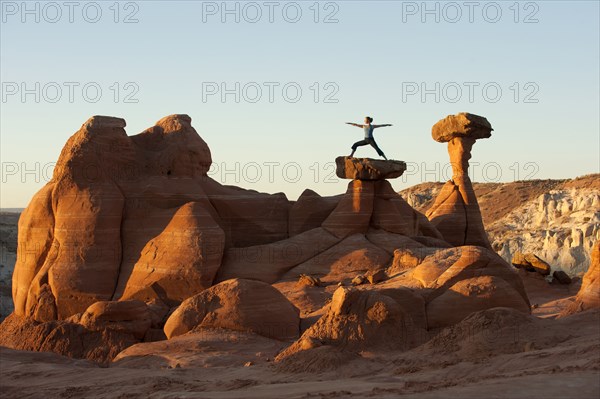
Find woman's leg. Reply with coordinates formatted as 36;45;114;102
350;139;369;157
368;138;388;160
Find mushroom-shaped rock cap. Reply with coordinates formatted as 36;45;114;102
432;112;493;143
336;156;407;180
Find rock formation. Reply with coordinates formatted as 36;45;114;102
402;176;600;276
335;156;407;180
0;313;137;365
276;286;426;362
77;300;152;340
562;241;600;315
163;279;300;340
288;189;341;236
11;114;288;320
426;113;493;249
493;188;599;276
511;252;551;275
2;113;532;364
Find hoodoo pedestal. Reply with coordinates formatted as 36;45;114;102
426;113;493;249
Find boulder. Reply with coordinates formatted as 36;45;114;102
78;300;152;339
389;246;439;274
351;275;367;286
511;252;551;275
364;284;427;329
271;281;330;317
163;279;300;341
511;251;534;271
407;246;530;307
114;202;225;304
113;328;287;369
276;287;424;361
426;276;531;328
367;269;388;284
524;254;551;275
335;156;407;180
553;270;572;285
297;274;322;287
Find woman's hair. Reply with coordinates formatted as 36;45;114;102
366;116;373;123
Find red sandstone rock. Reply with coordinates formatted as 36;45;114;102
431;112;493;143
426;276;531;328
276;287;425;361
12;114;293;320
426;113;493;249
163;279;300;341
335;156;407;180
372;180;444;239
79;300;152;340
562;242;600;315
288;189;341;237
322;180;374;238
215;227;341;284
365;228;427;254
280;234;391;284
114;202;225;304
8;113;539;365
408;246;529;306
0;313;137;365
201;178;291;247
512;252;551;276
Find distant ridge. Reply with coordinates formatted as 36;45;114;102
0;208;24;214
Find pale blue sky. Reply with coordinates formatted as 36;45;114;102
1;0;599;208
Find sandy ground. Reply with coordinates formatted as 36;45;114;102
1;272;598;399
1;322;598;399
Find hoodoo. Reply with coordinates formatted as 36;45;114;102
426;112;494;249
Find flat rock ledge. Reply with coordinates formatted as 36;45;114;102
335;156;407;180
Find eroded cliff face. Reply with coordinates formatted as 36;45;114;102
492;189;599;275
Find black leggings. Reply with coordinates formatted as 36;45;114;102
351;138;386;157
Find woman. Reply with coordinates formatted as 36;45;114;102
346;116;392;160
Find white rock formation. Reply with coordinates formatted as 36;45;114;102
489;189;600;276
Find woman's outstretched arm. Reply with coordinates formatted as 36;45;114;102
373;124;393;128
345;122;364;128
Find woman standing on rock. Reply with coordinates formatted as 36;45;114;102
346;116;391;160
